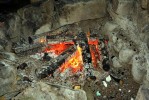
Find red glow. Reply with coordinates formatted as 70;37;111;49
43;39;100;73
59;46;83;73
44;41;74;55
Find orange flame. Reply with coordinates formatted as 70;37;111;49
43;39;100;73
59;45;83;73
44;41;74;55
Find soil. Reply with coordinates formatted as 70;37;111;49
83;66;140;100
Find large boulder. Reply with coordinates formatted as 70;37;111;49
6;14;21;42
140;0;149;9
14;82;87;100
132;54;146;83
119;48;135;63
59;0;107;26
0;61;16;96
110;0;135;16
136;85;149;100
14;0;54;39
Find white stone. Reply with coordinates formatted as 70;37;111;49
106;75;111;82
102;81;107;87
131;97;134;100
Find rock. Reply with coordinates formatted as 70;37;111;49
14;82;87;100
6;14;21;42
112;34;118;43
0;61;16;96
113;0;135;16
59;0;107;26
4;42;12;52
112;56;122;68
17;6;44;36
132;55;146;83
92;70;103;80
0;30;6;39
0;45;4;51
13;0;54;40
136;85;149;100
103;22;119;38
145;54;149;83
0;52;17;61
111;0;119;12
35;24;51;35
141;0;148;9
113;38;124;52
119;48;135;63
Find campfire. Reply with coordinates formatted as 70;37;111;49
43;38;100;74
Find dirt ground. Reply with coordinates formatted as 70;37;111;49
83;66;140;100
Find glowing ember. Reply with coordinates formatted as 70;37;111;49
44;41;74;55
40;38;46;43
89;39;101;68
59;45;83;73
43;39;100;73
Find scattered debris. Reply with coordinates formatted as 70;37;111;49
73;85;81;90
96;91;101;96
106;75;111;82
102;81;108;87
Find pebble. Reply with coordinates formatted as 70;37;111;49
119;89;122;91
96;91;101;96
106;75;111;82
103;81;108;87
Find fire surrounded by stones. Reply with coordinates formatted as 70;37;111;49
43;37;100;74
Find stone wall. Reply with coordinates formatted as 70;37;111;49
59;0;107;26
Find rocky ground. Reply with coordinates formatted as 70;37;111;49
0;0;149;100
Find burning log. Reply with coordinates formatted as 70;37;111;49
35;46;77;79
59;45;83;73
76;32;95;76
